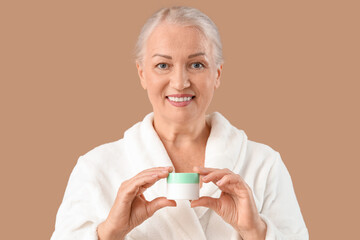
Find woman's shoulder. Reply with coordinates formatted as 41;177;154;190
70;137;140;184
247;139;279;158
84;137;124;155
77;138;127;169
78;115;148;165
212;111;282;169
244;139;281;170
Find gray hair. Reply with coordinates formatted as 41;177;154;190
135;6;224;67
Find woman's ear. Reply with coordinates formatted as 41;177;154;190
214;64;223;89
136;61;147;90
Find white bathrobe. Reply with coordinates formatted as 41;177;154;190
51;112;309;240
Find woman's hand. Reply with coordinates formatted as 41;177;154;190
191;166;267;240
97;166;176;240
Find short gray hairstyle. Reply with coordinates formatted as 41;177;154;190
135;6;224;67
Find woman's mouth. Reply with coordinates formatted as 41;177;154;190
166;96;195;107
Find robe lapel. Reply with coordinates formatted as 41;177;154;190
124;113;206;239
194;112;248;219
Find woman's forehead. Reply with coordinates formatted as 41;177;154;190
145;23;212;57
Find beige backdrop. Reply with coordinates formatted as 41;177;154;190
1;0;359;239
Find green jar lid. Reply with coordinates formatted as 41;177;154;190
167;173;199;184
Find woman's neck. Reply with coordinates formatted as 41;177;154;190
153;114;210;148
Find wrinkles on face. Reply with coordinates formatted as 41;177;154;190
138;22;221;126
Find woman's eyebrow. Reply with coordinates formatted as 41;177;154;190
188;52;205;58
152;52;205;59
152;54;172;59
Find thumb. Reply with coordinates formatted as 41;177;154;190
191;196;218;211
146;197;177;217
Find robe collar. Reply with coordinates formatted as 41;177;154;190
124;112;248;239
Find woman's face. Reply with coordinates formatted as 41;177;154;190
136;22;222;124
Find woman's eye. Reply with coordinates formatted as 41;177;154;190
156;63;169;69
191;62;204;69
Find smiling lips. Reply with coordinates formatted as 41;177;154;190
166;94;195;107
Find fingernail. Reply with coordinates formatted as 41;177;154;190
216;180;222;185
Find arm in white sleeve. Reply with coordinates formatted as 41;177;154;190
260;152;309;240
50;156;135;240
51;155;107;239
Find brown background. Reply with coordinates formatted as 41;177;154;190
1;0;359;239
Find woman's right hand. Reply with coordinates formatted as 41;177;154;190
97;166;176;240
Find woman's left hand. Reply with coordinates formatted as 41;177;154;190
191;166;267;240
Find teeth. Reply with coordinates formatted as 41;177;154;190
168;96;193;102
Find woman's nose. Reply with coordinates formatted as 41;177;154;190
169;66;190;90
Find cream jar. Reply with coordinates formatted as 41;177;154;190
166;173;199;200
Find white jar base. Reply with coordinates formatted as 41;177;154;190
167;183;199;200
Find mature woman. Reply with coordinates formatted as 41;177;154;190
51;6;308;240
